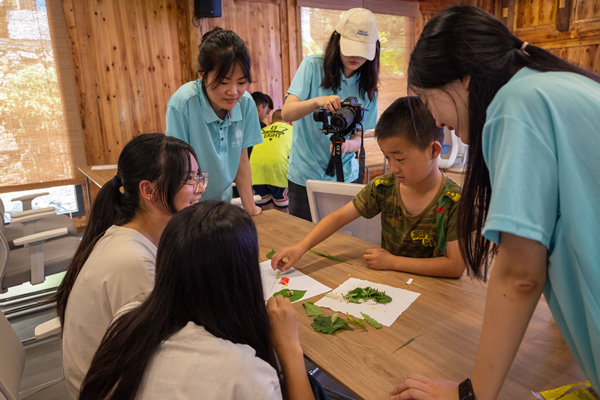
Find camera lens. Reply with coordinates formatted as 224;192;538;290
331;108;355;131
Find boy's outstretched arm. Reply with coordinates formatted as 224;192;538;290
363;240;466;278
271;202;361;271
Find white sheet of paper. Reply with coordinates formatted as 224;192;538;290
260;260;331;303
91;164;118;170
315;278;420;327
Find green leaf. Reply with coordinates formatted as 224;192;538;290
303;301;324;317
272;288;307;302
346;313;366;329
360;312;382;329
392;329;423;354
266;249;276;259
343;287;392;304
311;314;354;335
308;249;352;265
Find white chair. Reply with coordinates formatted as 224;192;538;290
1;198;78;250
0;311;68;400
0;225;78;290
306;179;381;246
438;128;468;173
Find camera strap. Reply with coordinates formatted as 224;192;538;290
356;125;365;184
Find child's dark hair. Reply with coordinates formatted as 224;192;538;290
407;5;600;277
252;91;273;110
80;201;276;400
374;96;442;150
321;32;379;102
55;133;198;326
198;27;252;91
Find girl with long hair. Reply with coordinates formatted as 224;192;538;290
391;5;600;399
55;133;205;398
80;201;315;400
166;27;263;215
282;8;380;221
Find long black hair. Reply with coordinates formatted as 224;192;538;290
55;133;198;325
79;201;276;400
321;31;380;102
407;5;600;277
198;27;252;91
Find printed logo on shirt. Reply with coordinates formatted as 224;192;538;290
232;129;243;148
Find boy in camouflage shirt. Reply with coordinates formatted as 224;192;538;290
271;97;465;278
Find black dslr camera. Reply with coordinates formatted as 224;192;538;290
313;97;365;181
313;97;364;137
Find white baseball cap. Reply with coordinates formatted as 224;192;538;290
335;8;379;61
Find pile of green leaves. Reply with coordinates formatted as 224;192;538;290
343;287;392;304
311;314;354;335
303;302;383;334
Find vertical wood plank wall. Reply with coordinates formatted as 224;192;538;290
62;0;193;165
60;0;600;167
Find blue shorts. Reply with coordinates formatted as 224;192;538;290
253;184;289;208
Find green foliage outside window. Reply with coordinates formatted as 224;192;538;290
0;65;61;134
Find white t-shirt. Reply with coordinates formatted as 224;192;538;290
62;225;157;399
135;321;282;399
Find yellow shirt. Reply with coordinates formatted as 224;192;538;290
250;122;293;188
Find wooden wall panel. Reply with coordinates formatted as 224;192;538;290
62;0;192;165
504;0;600;73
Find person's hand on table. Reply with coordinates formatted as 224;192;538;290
247;204;262;216
364;248;396;270
271;245;306;271
267;295;302;357
390;374;458;400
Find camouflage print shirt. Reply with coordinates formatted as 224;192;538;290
352;173;462;258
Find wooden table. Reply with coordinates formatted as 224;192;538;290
78;165;117;207
254;210;585;400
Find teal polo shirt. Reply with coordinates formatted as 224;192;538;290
286;55;378;186
482;68;600;390
166;80;263;202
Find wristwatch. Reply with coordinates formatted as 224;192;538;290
458;378;475;400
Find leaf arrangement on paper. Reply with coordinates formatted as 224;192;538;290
272;288;306;302
343;287;392;304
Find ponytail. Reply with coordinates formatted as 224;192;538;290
55;133;197;326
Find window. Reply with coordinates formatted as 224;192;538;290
0;0;86;192
298;3;417;119
1;185;85;223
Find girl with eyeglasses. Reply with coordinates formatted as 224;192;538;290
80;201;316;400
55;133;205;399
166;27;263;216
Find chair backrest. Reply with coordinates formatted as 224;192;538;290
0;312;25;400
306;180;381;246
438;127;459;169
0;229;9;292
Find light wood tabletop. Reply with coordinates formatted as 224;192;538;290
78;165;117;207
254;210;585;400
77;166;117;189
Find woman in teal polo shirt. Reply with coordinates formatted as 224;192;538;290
166;27;262;215
282;8;380;221
391;6;600;399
